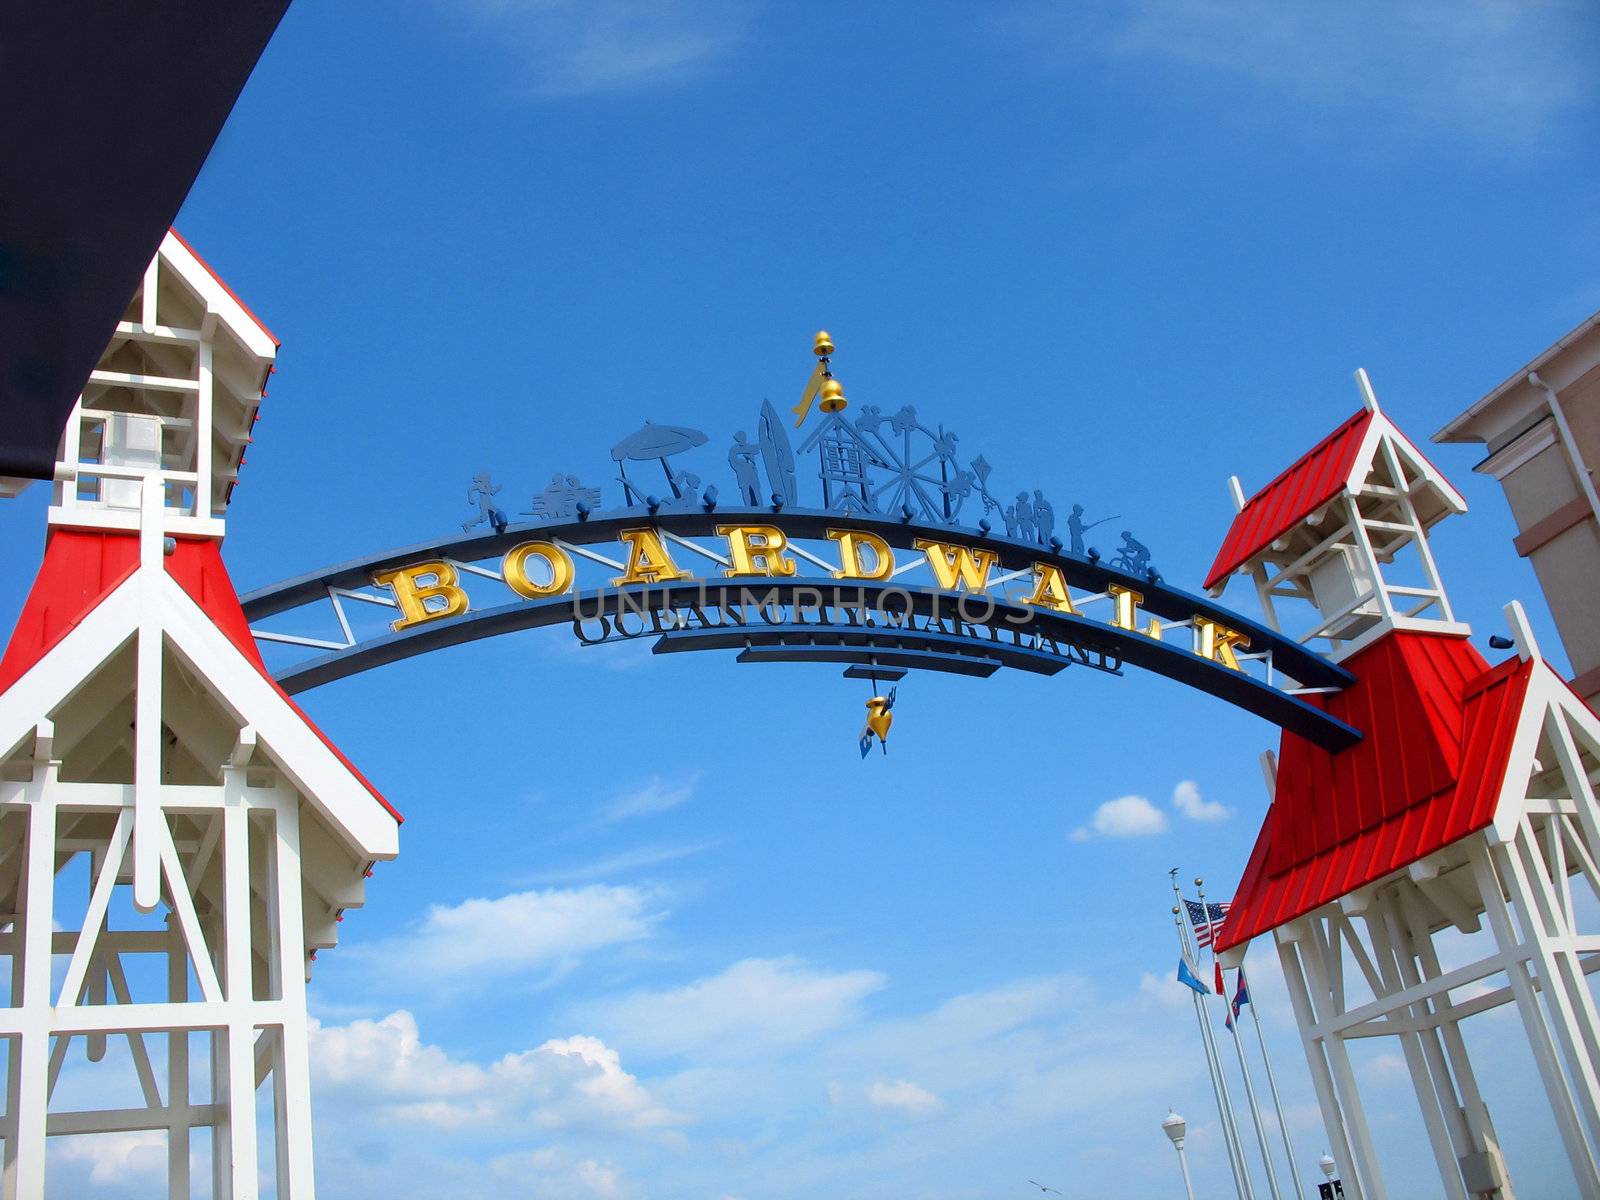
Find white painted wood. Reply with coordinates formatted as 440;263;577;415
222;773;260;1200
1277;929;1366;1200
168;913;192;1200
157;572;398;858
1300;913;1390;1200
134;477;166;911
56;812;130;1007
1472;847;1600;1195
272;796;318;1198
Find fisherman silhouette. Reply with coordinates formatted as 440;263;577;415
729;431;762;505
1014;491;1035;541
462;471;508;534
1033;491;1055;544
1114;530;1151;574
1067;504;1088;556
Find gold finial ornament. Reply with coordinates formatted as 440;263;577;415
793;328;842;427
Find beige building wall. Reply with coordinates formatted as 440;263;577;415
1436;313;1600;708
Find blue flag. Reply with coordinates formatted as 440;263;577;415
1177;956;1210;995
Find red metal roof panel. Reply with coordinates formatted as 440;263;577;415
1204;409;1374;591
1217;631;1532;952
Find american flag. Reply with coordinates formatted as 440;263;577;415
1186;899;1231;948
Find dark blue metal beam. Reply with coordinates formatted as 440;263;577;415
239;506;1353;690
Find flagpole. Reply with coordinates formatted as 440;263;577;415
1247;975;1307;1194
1172;908;1252;1200
1199;878;1284;1200
1171;875;1255;1200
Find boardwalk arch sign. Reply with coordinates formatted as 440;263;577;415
242;388;1359;752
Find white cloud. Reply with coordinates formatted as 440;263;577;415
458;0;759;99
360;884;661;986
1071;793;1169;841
589;956;886;1059
866;1079;943;1116
1018;0;1597;152
604;773;701;822
1171;780;1231;823
311;1010;685;1133
523;841;718;884
1360;1051;1409;1085
488;1148;628;1198
53;1131;165;1186
1138;970;1193;1013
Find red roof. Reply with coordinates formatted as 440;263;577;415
0;530;399;824
1216;631;1532;952
1203;409;1373;591
0;530;140;695
164;536;402;825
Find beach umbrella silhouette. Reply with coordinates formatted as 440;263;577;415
611;421;708;501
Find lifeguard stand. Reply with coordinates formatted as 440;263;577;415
0;233;399;1198
1209;372;1600;1200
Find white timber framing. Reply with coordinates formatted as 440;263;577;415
1246;414;1469;662
47;231;275;540
1267;649;1600;1200
0;747;316;1199
0;369;395;1194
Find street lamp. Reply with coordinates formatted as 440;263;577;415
1162;1110;1197;1200
1317;1153;1346;1198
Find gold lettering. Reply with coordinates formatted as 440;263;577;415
913;539;997;592
1194;617;1251;670
717;524;798;577
1022;563;1076;613
612;528;689;586
827;528;894;580
1107;583;1160;638
502;540;574;599
371;561;469;631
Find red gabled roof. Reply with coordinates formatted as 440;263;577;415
1203;408;1374;591
0;530;399;825
1216;631;1532;952
0;530;140;695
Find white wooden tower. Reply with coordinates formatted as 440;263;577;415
1211;373;1600;1200
1205;369;1469;659
0;233;400;1198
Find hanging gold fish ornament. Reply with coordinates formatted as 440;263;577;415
792;329;842;428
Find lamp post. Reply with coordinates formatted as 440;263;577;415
1317;1153;1344;1198
1163;1110;1198;1200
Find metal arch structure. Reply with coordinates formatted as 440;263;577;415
240;505;1362;751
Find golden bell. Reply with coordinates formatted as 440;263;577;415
813;330;835;359
819;378;847;413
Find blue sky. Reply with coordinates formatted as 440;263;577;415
8;2;1600;1197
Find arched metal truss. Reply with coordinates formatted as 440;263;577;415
240;507;1360;750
